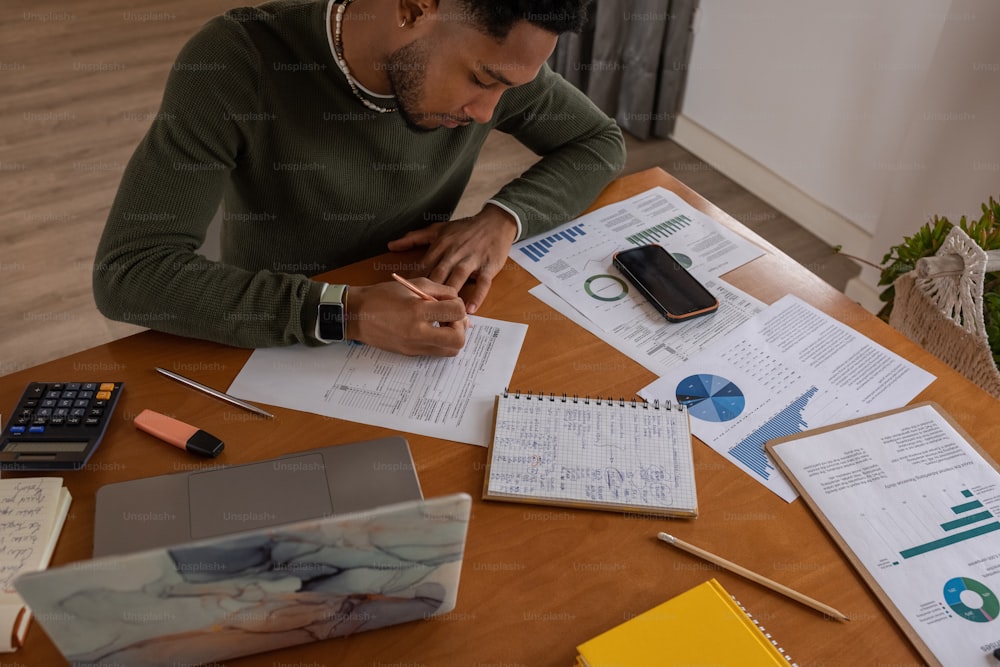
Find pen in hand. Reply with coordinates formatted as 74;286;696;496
391;273;472;328
391;272;438;302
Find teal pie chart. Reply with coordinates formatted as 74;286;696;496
944;577;1000;622
676;374;745;422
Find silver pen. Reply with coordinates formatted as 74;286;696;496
154;367;275;418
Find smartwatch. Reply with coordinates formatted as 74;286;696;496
316;283;349;343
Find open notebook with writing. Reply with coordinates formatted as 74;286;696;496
0;477;71;653
483;391;697;517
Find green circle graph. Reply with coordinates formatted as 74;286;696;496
943;576;1000;622
584;274;628;301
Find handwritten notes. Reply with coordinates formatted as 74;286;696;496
0;478;64;592
0;477;70;652
484;393;698;517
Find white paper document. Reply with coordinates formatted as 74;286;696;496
510;186;764;332
530;277;765;376
639;295;936;501
227;316;527;447
771;405;1000;667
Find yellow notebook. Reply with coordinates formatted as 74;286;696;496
576;579;792;667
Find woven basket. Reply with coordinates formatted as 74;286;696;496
889;226;1000;399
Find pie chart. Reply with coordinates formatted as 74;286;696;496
676;374;745;422
944;576;1000;622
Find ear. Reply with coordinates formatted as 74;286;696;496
397;0;439;28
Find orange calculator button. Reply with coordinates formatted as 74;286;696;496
99;383;116;392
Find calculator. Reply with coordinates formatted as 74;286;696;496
0;381;123;471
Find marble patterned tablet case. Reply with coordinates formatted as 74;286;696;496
15;493;471;667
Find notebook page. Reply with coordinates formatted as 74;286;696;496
0;477;65;596
487;394;696;513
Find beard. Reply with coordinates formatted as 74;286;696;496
385;38;467;133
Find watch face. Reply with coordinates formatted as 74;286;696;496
318;303;345;342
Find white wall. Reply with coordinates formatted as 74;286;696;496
673;0;1000;310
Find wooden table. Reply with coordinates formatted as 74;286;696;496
6;167;997;666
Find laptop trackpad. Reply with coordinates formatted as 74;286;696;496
188;453;333;539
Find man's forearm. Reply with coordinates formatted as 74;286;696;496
490;120;625;239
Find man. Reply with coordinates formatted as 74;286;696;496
93;0;625;356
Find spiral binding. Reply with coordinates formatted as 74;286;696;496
502;388;680;411
729;593;797;666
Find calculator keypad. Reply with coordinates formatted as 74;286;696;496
2;381;123;470
11;383;117;433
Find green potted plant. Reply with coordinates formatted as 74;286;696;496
861;196;1000;376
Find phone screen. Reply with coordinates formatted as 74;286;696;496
613;245;719;322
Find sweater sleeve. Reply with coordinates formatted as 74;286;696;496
93;14;324;348
490;64;626;239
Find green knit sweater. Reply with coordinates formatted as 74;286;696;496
93;0;625;347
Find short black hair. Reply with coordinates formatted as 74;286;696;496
454;0;592;40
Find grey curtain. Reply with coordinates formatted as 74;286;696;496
551;0;698;139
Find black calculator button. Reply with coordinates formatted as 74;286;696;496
49;417;65;426
36;408;52;417
73;399;88;408
45;390;61;399
81;383;97;391
78;390;94;399
70;408;87;417
54;408;69;417
49;383;65;391
84;417;100;427
58;399;73;408
66;382;81;390
66;417;82;426
41;399;57;408
88;408;104;417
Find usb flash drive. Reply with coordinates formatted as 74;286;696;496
133;409;224;458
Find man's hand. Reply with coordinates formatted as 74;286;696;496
346;278;469;356
387;204;518;314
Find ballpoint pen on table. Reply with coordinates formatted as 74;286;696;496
154;367;275;418
657;532;849;622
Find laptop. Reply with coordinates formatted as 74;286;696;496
15;438;473;667
93;435;425;556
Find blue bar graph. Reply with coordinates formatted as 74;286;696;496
728;386;818;480
518;224;588;262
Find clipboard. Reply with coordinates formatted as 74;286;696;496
766;401;1000;667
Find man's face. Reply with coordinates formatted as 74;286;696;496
385;17;558;133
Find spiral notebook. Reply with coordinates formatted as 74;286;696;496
483;391;697;517
575;579;795;666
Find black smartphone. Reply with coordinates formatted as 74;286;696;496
612;244;719;323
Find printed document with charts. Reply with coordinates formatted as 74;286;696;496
510;186;767;375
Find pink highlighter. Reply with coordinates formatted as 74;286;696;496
133;409;225;458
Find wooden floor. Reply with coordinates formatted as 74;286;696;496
0;0;858;377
